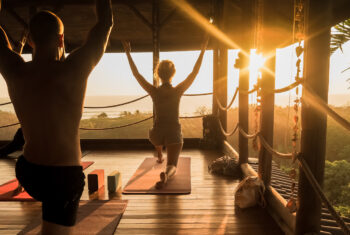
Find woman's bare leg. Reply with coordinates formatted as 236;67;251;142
154;145;163;163
156;142;183;189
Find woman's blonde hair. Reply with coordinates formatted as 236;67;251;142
155;60;176;82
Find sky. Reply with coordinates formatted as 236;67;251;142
0;41;349;99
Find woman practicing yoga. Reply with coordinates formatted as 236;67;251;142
122;37;208;189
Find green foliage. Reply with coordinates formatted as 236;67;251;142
324;160;350;217
324;160;350;205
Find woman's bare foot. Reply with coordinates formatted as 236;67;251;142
155;146;164;163
157;152;164;163
155;180;165;189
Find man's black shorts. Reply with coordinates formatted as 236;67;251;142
16;155;85;226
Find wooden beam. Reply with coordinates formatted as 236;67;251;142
295;0;332;234
331;1;350;26
152;0;160;87
6;8;28;29
125;2;152;30
159;8;177;30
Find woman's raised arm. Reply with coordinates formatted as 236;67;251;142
122;41;154;94
176;36;209;93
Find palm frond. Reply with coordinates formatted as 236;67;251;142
331;19;350;54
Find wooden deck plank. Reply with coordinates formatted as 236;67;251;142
0;149;283;234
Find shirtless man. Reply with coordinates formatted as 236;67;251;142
0;0;113;234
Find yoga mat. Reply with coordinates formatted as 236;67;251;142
123;157;191;194
19;200;128;235
0;161;94;201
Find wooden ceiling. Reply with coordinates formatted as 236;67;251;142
1;0;350;53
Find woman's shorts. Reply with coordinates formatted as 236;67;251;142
149;125;183;146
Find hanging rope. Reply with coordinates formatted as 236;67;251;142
258;134;294;159
272;79;303;94
1;92;213;109
218;120;239;137
0;101;12;106
215;87;239;111
297;153;350;235
183;92;213;96
83;95;149;109
0;123;20;129
238;128;259;139
79;116;153;130
239;85;259;95
179;115;207;119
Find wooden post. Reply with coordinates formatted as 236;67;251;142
258;53;275;186
152;0;160;87
238;52;250;165
295;0;331;233
212;0;227;134
238;0;254;165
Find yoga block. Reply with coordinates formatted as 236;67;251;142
108;170;122;193
88;169;104;192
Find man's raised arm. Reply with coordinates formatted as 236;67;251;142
66;0;113;73
0;0;25;78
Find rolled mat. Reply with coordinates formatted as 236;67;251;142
123;157;191;194
19;200;128;235
0;161;94;201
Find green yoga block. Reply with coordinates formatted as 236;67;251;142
108;170;122;193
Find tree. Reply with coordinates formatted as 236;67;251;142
97;112;108;118
195;106;210;116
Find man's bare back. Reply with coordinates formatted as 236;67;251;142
1;0;113;167
7;60;87;166
0;1;113;233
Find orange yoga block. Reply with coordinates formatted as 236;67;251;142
88;169;104;192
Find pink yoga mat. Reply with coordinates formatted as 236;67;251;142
123;157;191;194
0;161;94;201
19;200;128;235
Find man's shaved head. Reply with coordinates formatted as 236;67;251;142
29;10;63;46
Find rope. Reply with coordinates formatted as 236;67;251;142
297;153;350;235
179;115;207;119
215;88;239;111
258;134;293;159
0;92;212;109
238;127;293;159
0;123;20;129
79;116;153;130
83;95;149;109
302;85;350;132
0;101;12;106
238;128;259;139
218;120;239;137
183;92;213;96
272;79;303;94
239;86;258;95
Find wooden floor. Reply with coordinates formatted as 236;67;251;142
0;149;283;235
